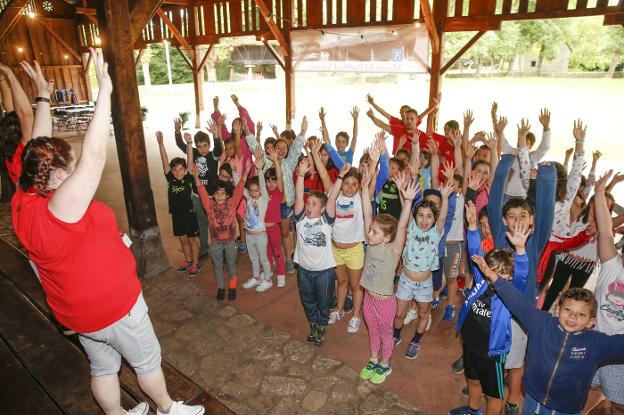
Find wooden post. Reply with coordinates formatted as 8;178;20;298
81;52;93;102
427;0;448;133
95;0;169;278
192;46;204;128
283;1;295;123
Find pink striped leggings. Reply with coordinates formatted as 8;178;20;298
363;291;397;363
266;224;285;275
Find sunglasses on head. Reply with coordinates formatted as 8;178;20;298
266;176;278;181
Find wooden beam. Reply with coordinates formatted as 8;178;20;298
33;18;82;62
95;0;169;278
130;0;165;44
192;46;204;128
174;45;193;70
413;52;431;74
81;52;93;102
441;30;486;74
135;48;145;69
263;40;285;70
0;0;29;43
157;8;194;58
427;0;448;133
420;0;440;54
197;44;214;72
283;0;295;121
255;0;290;57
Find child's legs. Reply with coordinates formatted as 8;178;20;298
178;236;191;262
569;265;593;290
313;268;336;326
236;214;246;243
415;301;432;335
189;237;199;264
334;264;350;313
394;299;412;331
341;244;365;318
349;267;364;318
209;242;226;288
485;397;503;415
246;233;262;277
506;319;528;404
223;240;238;287
443;242;462;307
280;208;294;260
191;194;209;256
267;225;285;275
542;260;574;311
297;268;318;323
378;295;397;364
466;378;483;410
251;232;272;279
363;292;381;360
432;257;444;299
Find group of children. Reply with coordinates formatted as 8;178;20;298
157;95;624;415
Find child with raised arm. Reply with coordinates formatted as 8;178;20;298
319;106;359;164
359;164;418;384
294;157;343;347
241;147;273;292
156;131;200;276
583;171;624;415
475;256;624;415
194;160;251;301
449;201;529;415
394;178;454;359
263;146;287;287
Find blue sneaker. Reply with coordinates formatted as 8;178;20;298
393;336;402;346
238;242;247;254
442;305;456;323
405;341;420;359
440;285;449;300
449;406;482;415
432;297;441;310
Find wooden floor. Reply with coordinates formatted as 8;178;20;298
0;237;234;415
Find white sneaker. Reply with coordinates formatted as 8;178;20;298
426;314;432;331
277;275;286;288
346;316;360;333
256;280;273;292
242;277;261;289
404;309;418;325
124;402;149;415
157;401;205;415
328;310;344;325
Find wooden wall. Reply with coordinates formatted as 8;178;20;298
0;14;89;104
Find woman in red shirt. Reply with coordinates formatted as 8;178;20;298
11;50;203;415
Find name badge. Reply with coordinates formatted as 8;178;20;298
121;233;133;247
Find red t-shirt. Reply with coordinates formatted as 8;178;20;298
390;117;422;154
6;142;24;184
11;190;141;333
266;187;284;225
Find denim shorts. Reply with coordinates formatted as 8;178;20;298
395;273;433;303
78;292;162;378
280;203;294;219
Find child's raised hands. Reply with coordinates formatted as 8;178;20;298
256;121;263;134
270;123;279;138
465;201;477;229
351;106;359;120
539;108;551;130
401;178;419;202
174;118;182;132
426;139;439;155
338;162;351;177
472;255;499;282
594;170;613;194
241;117;251;135
183;132;193;144
266;145;278;162
232;118;241;135
442;160;456;183
254;146;264;170
491;102;498;120
483;132;497;150
495;116;507;133
298;157;311;176
517;118;531;140
243;160;252;177
217;113;227;127
440;179;457;198
451;129;462;147
300;116;308;136
366;93;374;105
368;143;381;164
592;150;602;163
573;119;587;142
463;109;474;128
318;107;326;121
155;131;164;143
361;166;373;187
468;169;485;191
505;222;531;250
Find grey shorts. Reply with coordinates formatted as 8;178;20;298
505;319;528;369
78;292;162;378
592;364;624;404
396;273;433;303
442;241;463;279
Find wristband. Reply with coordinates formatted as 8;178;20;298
35;96;51;103
337;175;344;181
575;140;584;144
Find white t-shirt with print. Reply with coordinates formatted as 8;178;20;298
332;192;366;243
293;210;337;271
595;254;624;335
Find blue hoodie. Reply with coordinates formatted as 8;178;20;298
456;228;528;356
488;154;556;303
493;278;624;413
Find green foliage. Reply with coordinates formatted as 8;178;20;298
134;43;193;85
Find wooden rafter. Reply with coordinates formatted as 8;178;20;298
420;0;440;54
33;18;81;62
255;0;289;57
174;45;193;70
157;8;194;59
0;0;29;43
82;51;92;71
413;52;431;74
441;30;486;74
130;0;165;44
197;44;214;72
135;48;145;69
263;40;285;70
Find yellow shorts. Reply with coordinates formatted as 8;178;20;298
332;242;365;269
